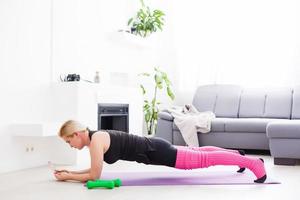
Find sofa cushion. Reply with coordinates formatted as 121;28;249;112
292;86;300;119
210;118;228;132
224;118;282;133
214;85;242;118
263;88;292;119
267;120;300;139
192;85;218;112
239;88;266;118
192;85;242;118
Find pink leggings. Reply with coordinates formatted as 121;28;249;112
175;146;266;180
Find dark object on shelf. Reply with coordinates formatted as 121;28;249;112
66;74;80;81
60;74;81;82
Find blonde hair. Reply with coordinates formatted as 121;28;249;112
58;120;87;138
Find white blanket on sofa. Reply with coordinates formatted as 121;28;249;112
168;104;215;147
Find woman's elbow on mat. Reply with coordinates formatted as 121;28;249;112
89;172;101;181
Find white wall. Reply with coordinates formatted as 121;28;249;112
0;0;76;173
171;0;300;106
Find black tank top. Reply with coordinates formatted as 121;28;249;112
88;129;155;164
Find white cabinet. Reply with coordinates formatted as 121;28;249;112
50;82;143;136
11;123;61;137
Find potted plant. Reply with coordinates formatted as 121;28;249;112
128;0;165;38
139;67;175;135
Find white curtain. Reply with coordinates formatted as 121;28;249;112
170;0;300;91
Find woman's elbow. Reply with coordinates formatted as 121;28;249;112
89;172;101;181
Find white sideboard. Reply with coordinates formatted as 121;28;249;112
11;122;62;137
49;82;143;136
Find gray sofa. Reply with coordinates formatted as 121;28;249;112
156;84;300;165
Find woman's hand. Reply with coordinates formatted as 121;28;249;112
54;171;71;181
54;169;69;173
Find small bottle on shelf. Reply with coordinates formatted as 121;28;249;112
94;71;100;83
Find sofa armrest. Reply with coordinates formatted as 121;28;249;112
158;110;174;121
156;111;174;143
267;120;300;139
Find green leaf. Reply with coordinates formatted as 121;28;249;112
153;112;158;120
167;86;175;100
151;98;156;106
154;74;163;85
162;76;170;86
143;103;149;108
143;104;150;112
140;84;146;95
145;112;151;122
154;10;164;16
157;83;163;89
127;18;134;26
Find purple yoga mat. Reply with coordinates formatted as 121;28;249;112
101;170;280;186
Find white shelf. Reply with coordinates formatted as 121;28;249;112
11;123;61;137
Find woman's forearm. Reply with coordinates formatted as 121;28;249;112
68;172;95;182
69;168;90;174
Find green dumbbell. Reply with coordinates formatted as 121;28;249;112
112;179;122;187
86;179;122;189
94;179;121;187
